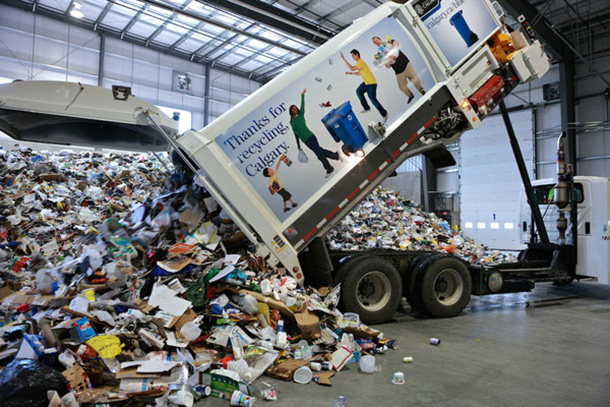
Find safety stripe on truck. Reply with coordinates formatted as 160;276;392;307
298;117;436;247
407;119;435;145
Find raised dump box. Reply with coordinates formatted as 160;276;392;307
175;0;550;284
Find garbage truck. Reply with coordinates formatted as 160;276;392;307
4;0;604;325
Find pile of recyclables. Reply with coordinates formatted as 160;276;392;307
0;147;509;406
327;187;516;265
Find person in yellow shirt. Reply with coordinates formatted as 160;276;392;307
263;161;298;213
341;49;388;122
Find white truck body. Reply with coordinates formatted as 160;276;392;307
174;0;550;284
521;176;610;284
0;0;551;285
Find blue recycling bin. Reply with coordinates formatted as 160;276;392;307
450;10;479;47
321;101;368;154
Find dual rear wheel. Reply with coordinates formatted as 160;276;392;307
336;254;472;324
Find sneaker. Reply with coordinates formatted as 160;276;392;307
325;167;334;178
360;109;371;114
336;151;344;162
292;202;298;208
407;95;414;104
284;207;291;212
421;90;426;95
382;114;388;124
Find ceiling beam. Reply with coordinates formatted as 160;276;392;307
201;0;335;45
497;0;575;62
137;0;310;56
0;0;269;82
121;4;148;38
94;2;114;30
143;0;191;46
169;22;204;50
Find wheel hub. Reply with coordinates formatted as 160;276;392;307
433;268;464;306
355;271;392;312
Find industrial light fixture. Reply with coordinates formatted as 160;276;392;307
69;2;84;19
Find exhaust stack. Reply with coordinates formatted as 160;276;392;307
554;133;569;243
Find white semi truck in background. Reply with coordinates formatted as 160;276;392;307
1;0;607;324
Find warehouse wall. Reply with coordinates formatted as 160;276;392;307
459;110;534;250
0;4;260;133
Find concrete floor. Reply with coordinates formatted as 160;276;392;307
199;281;610;407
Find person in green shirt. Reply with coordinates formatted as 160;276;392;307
290;89;341;177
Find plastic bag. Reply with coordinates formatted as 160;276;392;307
86;335;124;359
0;359;69;407
237;293;259;315
298;148;309;163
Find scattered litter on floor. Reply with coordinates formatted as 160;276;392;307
391;371;405;385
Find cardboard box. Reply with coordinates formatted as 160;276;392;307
265;359;309;381
294;309;322;340
62;364;89;392
199;372;249;398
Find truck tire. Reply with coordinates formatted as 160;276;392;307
418;256;472;318
404;254;431;313
336;255;402;325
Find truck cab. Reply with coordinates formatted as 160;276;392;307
520;176;610;284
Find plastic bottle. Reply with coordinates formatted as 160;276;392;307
332;395;347;407
276;319;287;348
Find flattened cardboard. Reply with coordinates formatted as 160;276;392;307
343;326;381;338
39;173;65;182
134;298;155;314
62;364;89;392
315;371;335;386
178;209;203;227
156;257;193;273
265;359;309;381
0;286;15;301
174;309;198;331
116;365;161;379
120;360;181;374
294;309;321;340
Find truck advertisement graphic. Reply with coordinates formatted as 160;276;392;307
412;0;500;66
216;17;436;222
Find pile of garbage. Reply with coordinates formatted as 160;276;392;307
327;187;516;265
0;147;396;407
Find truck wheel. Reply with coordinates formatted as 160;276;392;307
418;256;472;318
404;254;431;313
336;256;402;325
